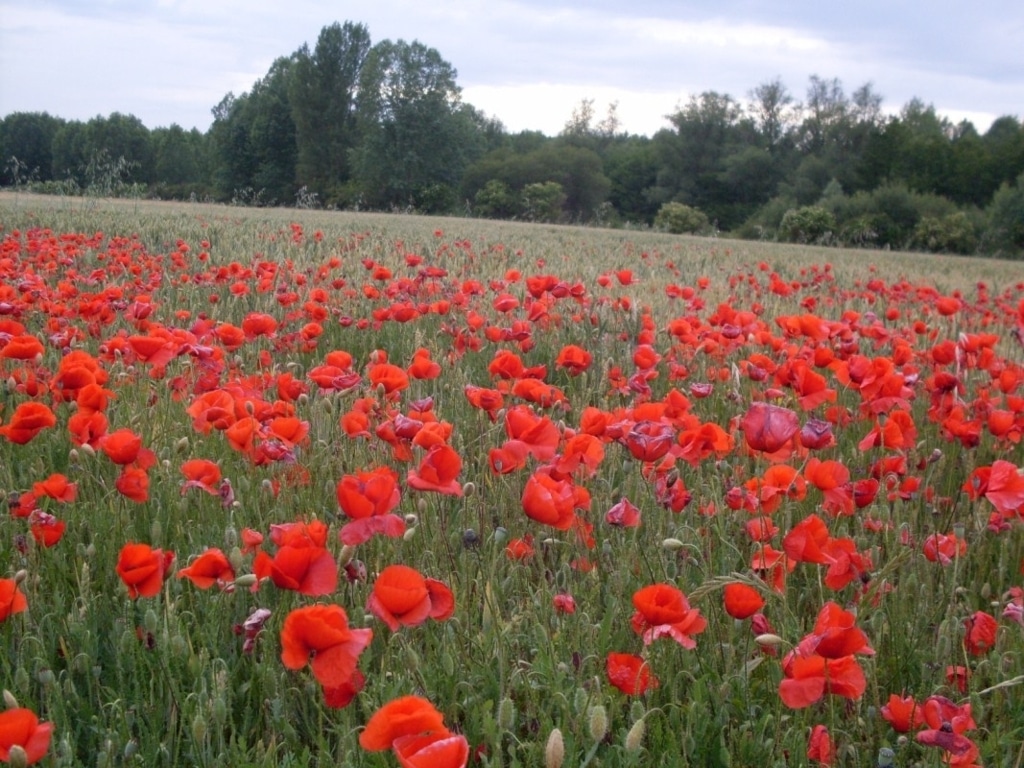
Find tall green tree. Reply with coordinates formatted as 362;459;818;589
151;124;206;193
352;38;481;211
0;112;65;184
289;21;371;203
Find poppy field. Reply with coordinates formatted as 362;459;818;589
1;193;1024;767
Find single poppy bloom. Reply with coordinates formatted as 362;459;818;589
0;578;28;622
606;652;658;696
177;548;235;590
555;344;593;376
0;707;53;765
407;444;463;496
521;469;577;530
29;513;66;548
393;731;469;768
115;465;151;503
253;543;338;596
337;467;406;545
99;428;145;465
367;565;454;631
778;653;866;708
505;535;535;560
116;543;174;598
31;473;77;503
740;402;799;453
963;610;998;656
723;583;765;620
621;421;675;463
605;498;641;528
806;724;832;766
881;693;922;733
280;604;372;691
631;583;706;648
0;334;45;360
552;593;576;614
180;459;222;495
367;362;410;395
799;601;874;659
0;401;57;444
359;695;449;751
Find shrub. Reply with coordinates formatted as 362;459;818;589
778;205;836;244
913;212;977;255
984;174;1024;257
654;202;709;234
474;179;519;219
521;181;565;223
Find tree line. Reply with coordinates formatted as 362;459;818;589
2;20;1023;257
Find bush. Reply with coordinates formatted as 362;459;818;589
984;174;1024;257
474;179;519;219
778;205;836;244
654;202;709;234
521;181;565;223
913;212;977;254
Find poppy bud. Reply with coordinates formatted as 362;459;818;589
402;527;416;541
625;718;645;752
463;482;476;497
588;705;608;743
544;728;564;768
754;633;785;647
175;437;190;454
662;538;685;551
497;698;516;731
14;569;27;585
80;443;96;458
7;745;28;768
338;544;356;567
3;689;18;709
233;574;258;588
192;712;208;743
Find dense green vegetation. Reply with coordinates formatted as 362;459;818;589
2;20;1023;256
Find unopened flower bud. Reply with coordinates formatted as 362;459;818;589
625;718;646;752
545;728;564;768
588;705;608;743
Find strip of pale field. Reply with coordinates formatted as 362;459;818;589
2;191;1020;304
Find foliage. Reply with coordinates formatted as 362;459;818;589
521;181;565;223
653;201;710;234
912;212;977;255
984;173;1024;257
778;205;836;243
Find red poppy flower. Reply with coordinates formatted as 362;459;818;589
0;401;57;444
630;583;706;648
505;535;535;560
522;469;578;530
778;653;866;708
115;466;151;503
367;565;454;631
0;334;45;360
393;731;469;768
368;362;410;395
31;473;77;503
407;444;463;496
555;344;593;376
806;725;832;766
337;467;406;545
359;695;449;751
606;652;658;695
99;428;145;465
407;348;442;380
116;543;174;598
29;513;65;547
799;601;874;659
783;514;833;565
504;406;560;461
0;707;53;765
177;548;235;590
881;693;922;733
552;593;576;614
923;532;967;565
280;604;372;693
723;583;765;620
0;578;28;622
253;541;337;596
180;459;221;495
963;610;998;656
621;421;675;463
605;497;641;527
740;402;799;453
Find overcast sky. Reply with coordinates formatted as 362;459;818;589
2;1;1022;136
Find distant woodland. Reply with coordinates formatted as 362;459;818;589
3;21;1023;256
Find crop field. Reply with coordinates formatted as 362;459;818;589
1;192;1023;767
